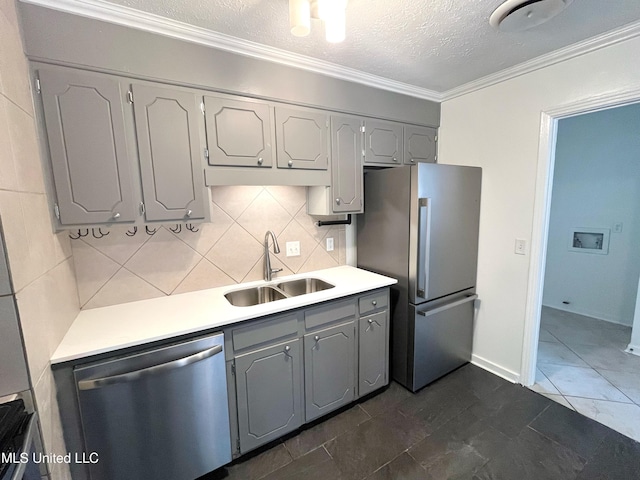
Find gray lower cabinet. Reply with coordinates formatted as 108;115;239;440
404;125;437;164
39;68;136;225
364;119;403;165
204;95;274;168
304;321;355;421
234;339;303;453
358;311;389;396
275;106;328;170
132;84;206;222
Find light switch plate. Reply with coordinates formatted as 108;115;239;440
286;241;300;257
613;222;623;233
515;238;527;255
326;237;334;252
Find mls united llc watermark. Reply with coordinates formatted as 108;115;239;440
2;451;99;465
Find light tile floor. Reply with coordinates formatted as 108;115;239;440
531;306;640;442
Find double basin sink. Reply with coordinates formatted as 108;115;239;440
225;278;335;307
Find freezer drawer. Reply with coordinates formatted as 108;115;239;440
410;295;477;391
74;333;231;480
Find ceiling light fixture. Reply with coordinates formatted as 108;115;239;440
290;0;347;43
490;0;574;32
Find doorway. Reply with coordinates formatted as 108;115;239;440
521;97;640;442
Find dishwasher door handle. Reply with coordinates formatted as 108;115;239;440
78;344;223;391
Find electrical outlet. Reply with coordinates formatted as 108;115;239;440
286;241;300;257
515;238;527;255
326;237;334;252
613;222;623;233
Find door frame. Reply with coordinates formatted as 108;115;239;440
520;87;640;386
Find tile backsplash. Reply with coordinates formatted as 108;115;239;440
72;186;347;309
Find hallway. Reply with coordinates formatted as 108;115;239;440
532;307;640;442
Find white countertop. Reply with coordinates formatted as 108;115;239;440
52;266;396;364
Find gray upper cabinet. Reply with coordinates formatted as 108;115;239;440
235;339;303;453
204;95;273;168
304;321;355;422
331;116;363;213
358;311;388;397
39;68;136;225
275;106;328;170
132;84;206;222
404;125;437;164
364;119;403;165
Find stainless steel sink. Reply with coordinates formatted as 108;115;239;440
224;277;335;306
275;278;335;297
224;286;287;307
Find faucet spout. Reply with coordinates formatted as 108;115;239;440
264;230;282;281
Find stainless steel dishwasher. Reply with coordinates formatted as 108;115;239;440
74;333;231;480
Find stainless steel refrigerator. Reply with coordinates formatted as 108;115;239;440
357;163;482;392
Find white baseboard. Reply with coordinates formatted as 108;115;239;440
542;303;632;327
625;344;640;357
471;354;520;384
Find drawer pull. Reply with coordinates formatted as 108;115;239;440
314;335;320;342
372;300;377;306
368;319;373;324
284;345;290;352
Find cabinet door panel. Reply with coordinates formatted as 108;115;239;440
331;116;363;213
358;311;388;397
39;69;135;225
404;125;437;164
275;107;328;170
204;96;273;168
132;84;205;221
235;340;302;453
364;119;403;165
304;322;355;422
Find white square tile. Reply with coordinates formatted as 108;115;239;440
205;223;263;282
537;341;589;367
80;225;150;265
538;364;631;403
265;186;306;215
298;244;339;273
598;369;640;405
211;185;263;219
276;219;317;273
567;397;640;443
565;343;640;374
168;202;233;255
71;240;120;306
538;328;559;343
124;228;201;294
0;95;18;191
236;189;292;242
84;268;164;309
295;207;339;243
173;258;234;294
0;9;34;114
540;393;575;411
530;368;560;395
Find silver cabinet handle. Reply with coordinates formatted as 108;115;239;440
372;300;377;306
77;344;223;390
368;319;373;324
393;157;397;162
257;157;263;165
410;158;415;163
112;212;121;219
288;160;293;167
186;209;192;217
284;345;291;352
336;198;341;205
314;335;320;342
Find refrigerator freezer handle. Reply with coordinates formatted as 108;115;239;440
417;294;478;317
417;198;431;300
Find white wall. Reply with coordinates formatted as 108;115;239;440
630;277;640;353
543;105;640;326
439;35;640;380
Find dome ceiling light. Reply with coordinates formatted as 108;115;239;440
490;0;574;33
289;0;347;43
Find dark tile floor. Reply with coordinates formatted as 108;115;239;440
206;364;640;480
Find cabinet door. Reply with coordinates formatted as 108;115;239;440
358;311;389;397
331;116;363;213
39;69;136;225
132;84;206;222
304;322;355;422
235;339;303;453
275;107;328;170
404;125;437;164
204;96;273;168
364;119;403;165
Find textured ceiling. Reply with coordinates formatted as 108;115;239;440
87;0;640;92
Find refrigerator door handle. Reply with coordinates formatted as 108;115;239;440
417;294;478;317
417;198;431;300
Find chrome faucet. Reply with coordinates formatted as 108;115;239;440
264;230;282;281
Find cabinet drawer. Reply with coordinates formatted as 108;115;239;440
231;313;299;352
305;299;356;330
359;291;389;315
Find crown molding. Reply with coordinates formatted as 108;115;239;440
442;19;640;101
20;0;443;102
